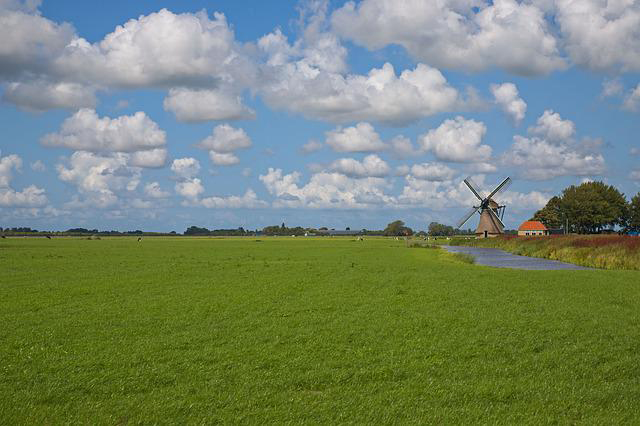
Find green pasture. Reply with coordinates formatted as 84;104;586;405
1;237;639;424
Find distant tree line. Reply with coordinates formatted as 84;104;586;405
532;181;640;234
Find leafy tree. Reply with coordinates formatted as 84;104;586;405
384;220;413;236
428;222;455;236
184;226;210;235
562;181;628;233
628;193;640;232
531;196;564;228
533;181;628;234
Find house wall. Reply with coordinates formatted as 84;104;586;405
518;230;548;236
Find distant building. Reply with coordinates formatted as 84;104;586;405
518;221;548;236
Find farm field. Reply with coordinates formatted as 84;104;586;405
1;237;639;424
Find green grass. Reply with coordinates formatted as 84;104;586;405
453;235;640;270
1;237;639;423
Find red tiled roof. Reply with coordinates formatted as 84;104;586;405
519;220;548;231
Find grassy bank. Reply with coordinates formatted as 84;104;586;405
1;237;639;423
452;234;640;270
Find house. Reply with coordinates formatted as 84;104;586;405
518;221;548;236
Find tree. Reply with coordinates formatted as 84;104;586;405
628;193;640;232
534;181;629;234
561;181;628;233
531;196;564;228
384;220;413;236
428;222;455;236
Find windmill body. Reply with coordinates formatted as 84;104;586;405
457;177;511;238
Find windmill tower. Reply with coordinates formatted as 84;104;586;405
456;177;511;238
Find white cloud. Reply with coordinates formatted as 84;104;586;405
0;184;47;207
418;117;491;163
209;151;239;166
56;151;139;208
197;124;251;166
554;0;640;72
42;108;166;153
630;170;640;181
0;152;47;207
301;139;323;154
0;4;74;79
163;88;255;122
55;9;255;89
0;152;21;187
259;60;461;125
601;78;623;98
623;84;640;111
199;189;267;208
329;154;390;177
2;80;96;111
502;135;606;180
144;181;170;198
491;82;526;125
175;177;204;200
528;109;575;142
198;124;251;153
390;135;417;159
170;157;200;179
331;0;565;76
325;122;386;152
129;148;167;168
259;167;394;209
30;160;46;172
410;163;456;181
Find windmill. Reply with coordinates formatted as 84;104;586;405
456;176;511;238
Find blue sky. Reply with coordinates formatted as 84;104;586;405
1;0;639;232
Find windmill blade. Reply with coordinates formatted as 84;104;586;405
486;177;512;201
463;177;485;202
488;205;505;228
456;205;481;229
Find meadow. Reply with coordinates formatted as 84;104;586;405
453;234;640;270
1;237;639;424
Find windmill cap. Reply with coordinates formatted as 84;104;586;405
518;221;548;231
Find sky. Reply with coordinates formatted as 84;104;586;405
1;0;639;233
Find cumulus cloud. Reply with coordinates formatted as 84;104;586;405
144;181;170;198
300;139;323;154
0;152;46;207
209;151;239;166
197;124;251;153
554;0;640;72
325;122;386;152
196;124;251;166
175;177;204;200
2;80;96;111
259;167;394;209
502;111;605;180
329;154;390;177
331;0;565;76
601;78;623;98
42;108;166;153
259;59;461;125
528;109;575;142
418;117;491;163
163;88;255;122
56;151;139;208
170;157;200;179
410;163;456;181
199;189;266;208
390;136;417;159
491;82;526;125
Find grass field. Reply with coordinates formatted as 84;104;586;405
1;237;639;423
